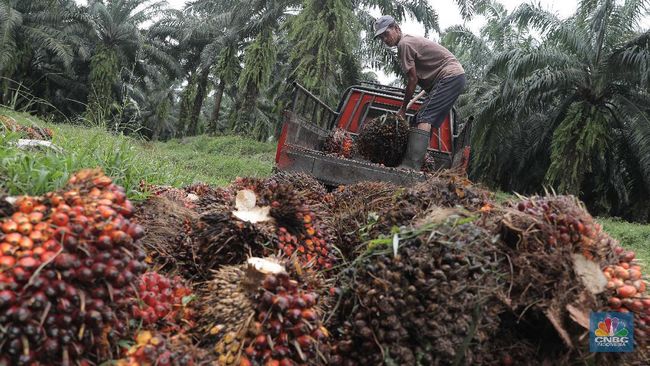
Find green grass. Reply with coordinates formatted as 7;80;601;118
0;108;276;199
597;217;650;268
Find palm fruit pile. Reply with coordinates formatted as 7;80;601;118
132;272;195;332
116;330;210;366
602;246;650;341
198;258;329;366
322;128;355;158
356;114;409;167
329;216;504;366
0;114;54;140
483;194;649;364
133;195;199;277
0;169;147;365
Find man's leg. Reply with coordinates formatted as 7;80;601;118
399;74;467;170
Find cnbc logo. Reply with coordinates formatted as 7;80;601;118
590;312;634;352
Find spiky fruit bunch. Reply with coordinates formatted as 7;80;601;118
0;169;147;365
267;172;327;208
132;272;195;332
240;271;329;366
325;181;404;259
603;246;650;342
194;212;275;278
513;195;612;260
133;196;199;278
331;220;503;366
116;331;209;366
356;114;409;167
199;265;256;360
322;128;355;158
266;182;337;271
199;258;329;366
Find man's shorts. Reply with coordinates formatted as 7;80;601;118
416;74;467;128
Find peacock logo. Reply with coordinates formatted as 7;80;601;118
594;316;628;337
590;312;634;352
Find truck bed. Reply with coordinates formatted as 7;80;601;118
275;112;430;187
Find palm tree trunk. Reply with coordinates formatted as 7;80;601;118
208;79;225;134
188;67;210;136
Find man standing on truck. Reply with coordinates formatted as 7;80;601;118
374;15;467;170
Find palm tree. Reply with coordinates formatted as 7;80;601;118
0;0;78;107
84;0;169;122
465;0;650;220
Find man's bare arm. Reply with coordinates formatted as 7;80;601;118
398;67;418;118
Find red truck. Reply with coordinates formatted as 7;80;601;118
275;82;472;186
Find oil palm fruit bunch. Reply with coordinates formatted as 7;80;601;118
199;258;329;366
331;219;503;365
116;330;210;366
194;211;275;279
0;169;147;365
512;195;613;260
134;195;199;277
132;272;196;333
322;128;355;158
603;246;650;343
356;114;409;167
408;175;491;212
235;179;337;272
325;181;403;259
268;172;328;208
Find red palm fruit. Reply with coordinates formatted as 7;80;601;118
0;243;12;255
301;309;317;322
32;247;45;257
18;257;38;271
110;230;129;245
52;212;69;227
255;334;268;349
17;222;32;235
33;222;48;232
295;335;312;349
272;295;290;312
301;293;317;307
0;256;15;268
11;213;28;225
19;237;33;250
266;360;280;366
0;290;16;308
287;308;302;322
29;230;44;243
1;220;18;233
28;212;43;224
118;201;134;217
5;233;21;246
240;357;252;366
32;204;47;213
126;224;145;240
96;235;112;249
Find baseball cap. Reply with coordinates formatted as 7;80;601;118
373;15;395;39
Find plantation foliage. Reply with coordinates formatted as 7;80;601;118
0;0;649;219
